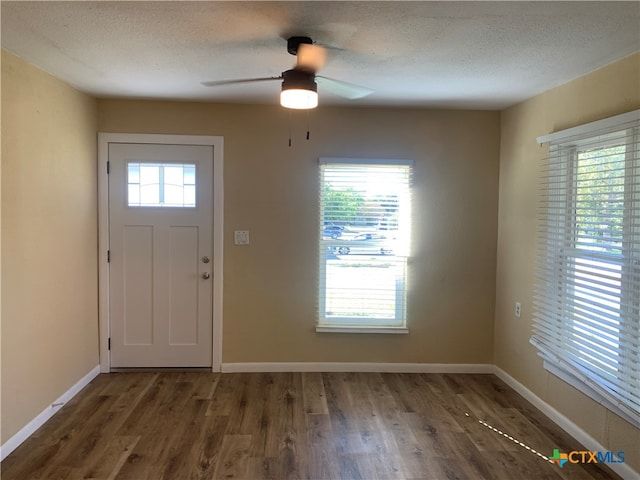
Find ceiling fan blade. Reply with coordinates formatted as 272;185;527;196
316;76;374;100
201;76;281;87
296;43;327;72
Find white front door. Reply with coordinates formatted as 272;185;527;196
108;143;214;367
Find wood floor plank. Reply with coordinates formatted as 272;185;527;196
245;456;280;480
212;434;252;479
1;372;625;480
305;412;333;445
301;372;329;415
303;442;341;480
147;399;210;480
80;435;141;480
249;385;273;458
224;373;253;435
347;372;383;433
184;413;230;479
277;432;301;480
323;373;358;432
106;372;159;413
274;374;308;479
337;454;365;480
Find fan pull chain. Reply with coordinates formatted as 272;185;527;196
287;110;313;146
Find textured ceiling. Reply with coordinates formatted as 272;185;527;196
2;1;639;109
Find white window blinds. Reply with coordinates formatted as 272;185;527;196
532;110;640;427
318;158;412;332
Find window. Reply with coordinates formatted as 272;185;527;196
532;110;640;426
318;158;412;333
127;162;196;207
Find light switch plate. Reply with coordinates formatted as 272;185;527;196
234;230;250;245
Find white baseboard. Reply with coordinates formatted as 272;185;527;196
0;365;100;462
221;362;494;373
493;366;639;480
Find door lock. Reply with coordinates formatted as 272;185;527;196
201;256;210;264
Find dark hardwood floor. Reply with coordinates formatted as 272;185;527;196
1;372;621;479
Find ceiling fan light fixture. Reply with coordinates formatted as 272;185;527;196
280;88;318;109
280;70;318;109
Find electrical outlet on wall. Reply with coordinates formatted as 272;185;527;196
515;302;522;318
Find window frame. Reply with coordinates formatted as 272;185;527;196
317;157;413;334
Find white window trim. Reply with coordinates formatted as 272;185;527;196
317;157;413;333
319;157;414;167
316;326;409;334
536;109;640;144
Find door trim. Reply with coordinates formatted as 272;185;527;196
98;133;224;373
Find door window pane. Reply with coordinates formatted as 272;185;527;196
127;163;196;208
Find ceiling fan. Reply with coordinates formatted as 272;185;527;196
201;36;374;109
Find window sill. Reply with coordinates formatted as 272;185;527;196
316;326;409;334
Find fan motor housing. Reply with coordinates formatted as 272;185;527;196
287;36;313;55
281;69;317;92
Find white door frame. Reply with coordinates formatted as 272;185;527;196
98;133;224;373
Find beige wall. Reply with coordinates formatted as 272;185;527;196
99;101;500;364
1;51;99;443
495;52;640;471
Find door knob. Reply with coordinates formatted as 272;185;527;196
202;272;210;279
